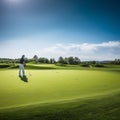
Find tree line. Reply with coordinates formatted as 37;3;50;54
0;56;120;65
33;55;81;65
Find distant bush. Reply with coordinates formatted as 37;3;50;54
81;64;90;67
55;63;67;67
95;64;105;67
0;64;10;68
10;65;19;69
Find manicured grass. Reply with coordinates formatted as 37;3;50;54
0;65;120;119
0;69;120;108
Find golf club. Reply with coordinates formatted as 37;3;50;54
27;69;32;76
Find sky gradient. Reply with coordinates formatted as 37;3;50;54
0;0;120;60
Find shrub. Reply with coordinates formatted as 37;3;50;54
95;64;105;67
81;64;90;67
0;64;10;68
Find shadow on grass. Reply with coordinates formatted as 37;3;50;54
19;75;28;82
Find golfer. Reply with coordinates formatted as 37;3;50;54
19;55;26;77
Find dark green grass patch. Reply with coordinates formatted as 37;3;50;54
0;63;120;72
0;93;120;120
0;64;10;68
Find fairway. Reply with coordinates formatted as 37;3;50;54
0;69;120;109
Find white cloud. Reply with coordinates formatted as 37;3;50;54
0;40;120;60
37;41;120;60
98;41;120;47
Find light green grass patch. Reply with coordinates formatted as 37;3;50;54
0;69;120;109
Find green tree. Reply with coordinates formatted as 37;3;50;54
68;57;74;64
58;57;64;64
50;58;56;64
33;55;39;63
74;57;81;64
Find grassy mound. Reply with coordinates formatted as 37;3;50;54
10;64;57;70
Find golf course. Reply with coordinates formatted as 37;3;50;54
0;64;120;120
1;0;120;119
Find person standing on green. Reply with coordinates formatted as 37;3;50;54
19;55;26;77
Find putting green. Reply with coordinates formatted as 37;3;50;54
0;69;120;108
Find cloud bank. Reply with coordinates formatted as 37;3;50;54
0;40;120;60
38;41;120;60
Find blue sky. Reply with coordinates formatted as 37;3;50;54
0;0;120;60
